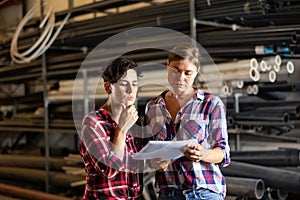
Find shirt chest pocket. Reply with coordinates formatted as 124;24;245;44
176;119;208;142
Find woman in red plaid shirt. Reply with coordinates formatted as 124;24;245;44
80;58;144;200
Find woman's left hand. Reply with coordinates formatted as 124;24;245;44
184;143;211;162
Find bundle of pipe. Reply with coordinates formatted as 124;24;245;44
0;167;84;188
232;110;290;122
194;0;300;57
254;104;300;119
230;149;300;167
221;161;300;195
226;97;300;116
245;55;294;96
195;0;269;22
0;153;85;198
225;97;300;133
1;0;190;58
0;183;74;200
197;25;300;47
198;58;256;96
0;1;190;84
48;66;169;102
195;23;300;59
2;0;300;85
195;0;300;27
249;82;300;100
199;58;257;96
199;54;297;97
228;108;296;133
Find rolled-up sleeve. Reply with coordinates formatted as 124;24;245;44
209;96;230;167
81;118;124;178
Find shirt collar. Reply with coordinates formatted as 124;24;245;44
157;87;204;103
194;87;204;101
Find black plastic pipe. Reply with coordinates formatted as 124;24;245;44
221;161;300;194
226;176;265;199
230;149;300;166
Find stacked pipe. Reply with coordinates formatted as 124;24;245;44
226;96;300;135
0;154;85;197
48;65;169;102
1;0;300;83
224;148;300;199
222;160;300;200
199;54;296;97
0;0;190;59
194;0;300;59
195;0;300;27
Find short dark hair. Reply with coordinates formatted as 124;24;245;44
168;43;200;69
102;58;140;83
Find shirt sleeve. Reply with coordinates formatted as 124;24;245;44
209;96;231;167
81;117;124;178
144;101;168;140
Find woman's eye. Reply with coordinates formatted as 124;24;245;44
119;82;128;86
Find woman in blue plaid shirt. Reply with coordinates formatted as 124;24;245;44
145;43;230;200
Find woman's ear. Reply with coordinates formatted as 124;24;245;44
104;82;112;94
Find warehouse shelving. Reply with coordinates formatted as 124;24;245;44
0;0;300;199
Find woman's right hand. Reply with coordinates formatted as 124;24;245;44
118;104;138;133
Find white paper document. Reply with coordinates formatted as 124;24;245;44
134;139;196;160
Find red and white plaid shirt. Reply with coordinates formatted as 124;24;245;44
80;106;144;200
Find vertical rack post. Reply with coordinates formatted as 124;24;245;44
234;93;242;151
189;0;200;87
189;0;197;41
40;0;50;192
82;69;89;115
42;49;50;193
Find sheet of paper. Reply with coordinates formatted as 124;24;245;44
134;139;196;160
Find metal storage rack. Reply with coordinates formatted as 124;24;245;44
0;0;300;199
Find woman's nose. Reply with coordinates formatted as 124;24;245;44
177;72;186;80
127;84;133;93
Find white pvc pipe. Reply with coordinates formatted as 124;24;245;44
246;85;253;95
273;64;281;73
252;84;259;95
249;68;260;82
286;61;295;74
259;60;268;72
250;58;259;69
232;87;248;94
203;87;224;96
201;68;251;82
275;55;282;66
221;85;233;96
200;81;223;88
257;70;276;82
201;58;255;73
278;60;295;74
262;55;282;66
269;70;277;83
230;80;244;89
266;64;272;71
